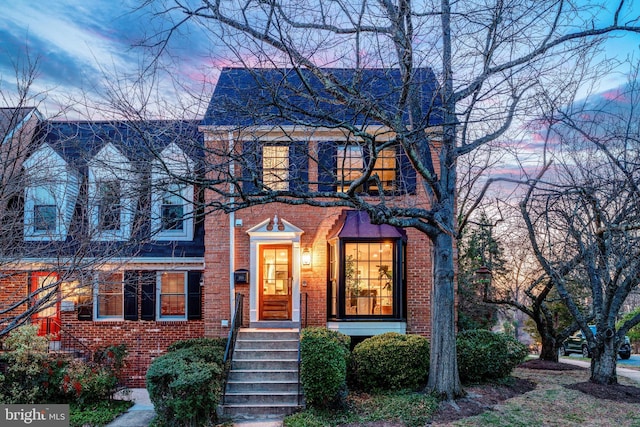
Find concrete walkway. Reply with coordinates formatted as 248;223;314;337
559;356;640;384
106;389;285;427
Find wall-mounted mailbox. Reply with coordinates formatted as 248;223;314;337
234;269;249;284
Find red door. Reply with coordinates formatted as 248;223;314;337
30;272;61;341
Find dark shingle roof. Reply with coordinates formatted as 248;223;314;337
202;67;442;128
33;120;203;168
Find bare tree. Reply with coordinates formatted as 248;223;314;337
138;0;640;398
520;65;640;383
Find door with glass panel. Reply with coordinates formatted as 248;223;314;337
259;245;292;320
30;272;61;340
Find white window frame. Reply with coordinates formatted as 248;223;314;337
151;143;195;241
93;272;124;321
88;143;136;241
156;271;188;321
262;145;289;190
151;183;194;241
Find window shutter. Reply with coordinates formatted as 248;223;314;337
123;271;138;321
317;141;337;191
399;146;417;195
289;141;308;192
140;271;156;321
242;140;262;194
187;271;202;320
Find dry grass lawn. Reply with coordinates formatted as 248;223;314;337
435;365;640;427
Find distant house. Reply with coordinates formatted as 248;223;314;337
0;120;204;386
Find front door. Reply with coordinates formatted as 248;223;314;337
30;272;61;341
259;245;292;320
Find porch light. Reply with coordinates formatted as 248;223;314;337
301;248;312;267
475;265;492;298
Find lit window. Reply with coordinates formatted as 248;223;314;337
262;145;289;190
337;145;364;192
371;149;397;192
97;180;121;231
158;272;187;319
96;273;123;319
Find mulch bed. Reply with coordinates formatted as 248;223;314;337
518;358;586;371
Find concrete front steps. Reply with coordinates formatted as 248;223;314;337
222;328;303;420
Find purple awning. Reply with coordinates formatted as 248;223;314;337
328;210;407;240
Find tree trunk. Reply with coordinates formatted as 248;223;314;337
426;230;464;399
590;343;618;385
539;334;559;362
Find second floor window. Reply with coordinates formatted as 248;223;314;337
97;180;121;231
161;185;185;231
34;204;56;231
262;145;289;190
337;145;364;192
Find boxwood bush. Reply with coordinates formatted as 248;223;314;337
456;329;528;383
146;338;226;426
351;332;430;391
300;327;350;408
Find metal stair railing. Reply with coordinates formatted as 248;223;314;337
222;292;244;405
55;321;93;361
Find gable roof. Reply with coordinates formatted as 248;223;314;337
202;67;442;128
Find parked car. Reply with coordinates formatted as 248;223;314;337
560;325;632;359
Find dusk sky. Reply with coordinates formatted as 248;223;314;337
1;0;640;120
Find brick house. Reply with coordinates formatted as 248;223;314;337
0;67;443;388
0;119;205;387
199;68;442;341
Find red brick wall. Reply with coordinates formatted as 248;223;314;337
60;312;204;388
0;272;29;326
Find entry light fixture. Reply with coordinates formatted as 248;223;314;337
301;248;312;267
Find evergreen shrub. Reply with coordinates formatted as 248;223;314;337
300;327;350;408
351;332;430;391
456;329;528;383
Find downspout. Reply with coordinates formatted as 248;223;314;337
229;131;236;321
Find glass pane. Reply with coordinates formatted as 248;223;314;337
34;205;56;231
262;146;289;190
343;242;394;316
98;273;123;317
262;248;289;296
98;180;121;231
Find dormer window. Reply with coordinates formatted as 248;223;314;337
88;143;135;241
23;144;80;241
151;143;195;241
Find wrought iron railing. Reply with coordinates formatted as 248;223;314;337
297;292;308;406
57;322;92;361
222;292;244;405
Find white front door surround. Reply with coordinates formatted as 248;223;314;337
246;216;303;326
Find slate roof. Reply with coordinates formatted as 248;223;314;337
19;120;204;259
202;67;442;128
34;120;203;169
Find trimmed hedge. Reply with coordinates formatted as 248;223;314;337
146;338;226;426
456;329;528;383
351;332;430;391
300;327;350;408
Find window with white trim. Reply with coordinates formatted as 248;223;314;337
94;272;123;320
152;183;194;240
97;180;122;231
157;272;187;320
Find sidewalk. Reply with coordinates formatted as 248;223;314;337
106;389;285;427
106;388;155;427
559;356;640;384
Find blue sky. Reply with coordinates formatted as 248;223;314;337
1;0;639;119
